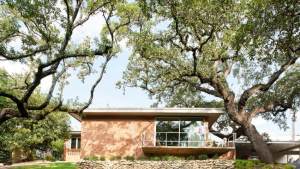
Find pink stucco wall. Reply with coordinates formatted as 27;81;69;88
81;116;155;159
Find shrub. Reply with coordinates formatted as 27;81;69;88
110;156;122;161
149;156;161;161
51;140;64;160
45;155;55;162
197;154;208;160
234;160;296;169
99;156;105;161
235;159;253;169
84;156;99;161
244;160;256;168
186;155;196;160
160;155;182;161
284;164;296;169
169;156;183;161
124;156;135;161
261;165;274;169
212;154;219;159
138;155;148;161
0;149;11;164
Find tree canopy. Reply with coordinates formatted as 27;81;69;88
0;0;134;124
0;68;70;163
119;0;299;163
0;111;70;162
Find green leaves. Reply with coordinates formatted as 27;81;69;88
120;0;299;130
0;111;70;152
0;0;131;123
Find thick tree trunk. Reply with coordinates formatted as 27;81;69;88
243;123;274;163
0;108;20;125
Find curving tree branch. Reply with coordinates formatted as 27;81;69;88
0;0;122;124
238;56;299;113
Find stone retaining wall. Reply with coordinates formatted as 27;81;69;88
78;159;234;169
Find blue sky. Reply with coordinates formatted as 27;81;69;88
1;13;299;141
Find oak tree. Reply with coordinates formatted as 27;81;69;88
120;0;299;163
0;0;132;124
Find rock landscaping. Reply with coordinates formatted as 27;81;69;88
78;159;234;169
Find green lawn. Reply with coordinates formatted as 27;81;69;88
12;162;77;169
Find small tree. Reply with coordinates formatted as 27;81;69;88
0;111;70;162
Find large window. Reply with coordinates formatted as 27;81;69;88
155;118;208;147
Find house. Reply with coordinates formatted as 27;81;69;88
64;107;300;164
64;108;236;161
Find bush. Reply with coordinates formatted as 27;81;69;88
137;155;148;161
124;156;135;161
0;149;11;164
99;156;105;161
84;156;99;161
284;164;296;169
212;154;219;159
235;159;256;169
197;154;208;160
110;156;122;161
186;155;196;160
149;156;161;161
160;155;182;161
45;155;55;162
234;160;295;169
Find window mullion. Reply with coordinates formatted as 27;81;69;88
178;120;181;147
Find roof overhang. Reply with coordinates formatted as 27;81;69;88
70;131;81;136
83;108;224;125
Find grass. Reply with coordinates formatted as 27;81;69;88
12;162;77;169
235;160;295;169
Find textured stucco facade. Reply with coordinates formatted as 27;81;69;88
81;116;155;159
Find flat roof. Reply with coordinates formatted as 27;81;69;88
82;108;224;126
83;107;224;116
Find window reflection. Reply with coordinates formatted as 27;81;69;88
155;118;208;147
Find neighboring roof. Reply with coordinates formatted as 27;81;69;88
70;131;81;135
83;108;224;126
236;141;300;153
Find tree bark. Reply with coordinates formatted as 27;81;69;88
0;108;20;125
243;123;274;163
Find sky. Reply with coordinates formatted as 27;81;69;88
1;13;299;141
